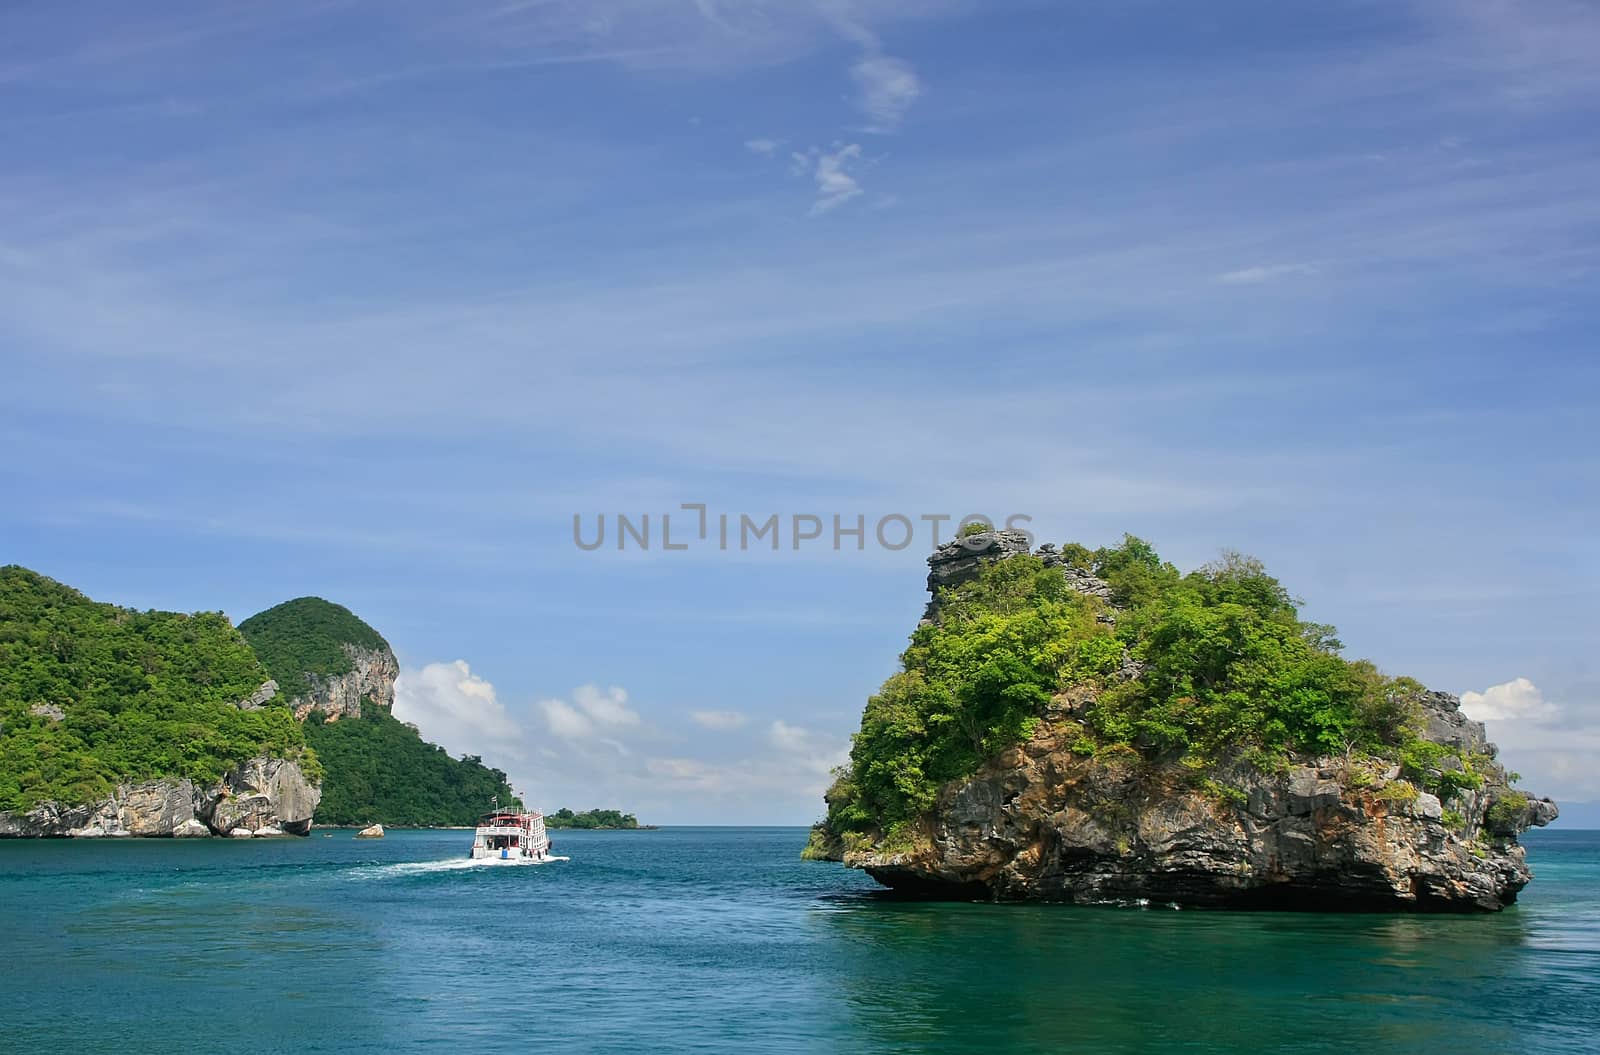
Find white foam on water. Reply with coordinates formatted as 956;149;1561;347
346;856;570;881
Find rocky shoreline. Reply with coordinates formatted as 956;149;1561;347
0;757;320;839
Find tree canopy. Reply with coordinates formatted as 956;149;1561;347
0;566;311;812
238;596;389;702
826;538;1431;839
545;807;640;829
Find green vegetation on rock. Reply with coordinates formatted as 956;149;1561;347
826;537;1440;840
0;566;311;812
545;808;640;829
302;702;519;826
238;597;389;702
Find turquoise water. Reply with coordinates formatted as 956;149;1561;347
1;828;1595;1054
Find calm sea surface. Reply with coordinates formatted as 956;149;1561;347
1;827;1595;1054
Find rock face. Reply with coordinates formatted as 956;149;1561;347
355;824;385;839
232;679;280;710
823;532;1558;912
206;757;321;836
846;705;1556;911
0;757;321;838
924;532;1113;621
285;644;399;721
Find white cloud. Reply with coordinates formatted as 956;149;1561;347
807;143;864;214
767;719;849;775
1461;677;1562;722
769;718;811;753
690;709;747;729
538;698;594;739
1217;263;1316;284
744;137;782;155
538;683;639;739
852;54;921;131
393;660;522;758
647;756;719;783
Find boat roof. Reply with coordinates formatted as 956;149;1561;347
478;810;540;823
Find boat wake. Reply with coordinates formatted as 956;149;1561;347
346;856;570;881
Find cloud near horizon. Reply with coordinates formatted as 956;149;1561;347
392;660;523;760
1460;677;1562;723
538;684;640;740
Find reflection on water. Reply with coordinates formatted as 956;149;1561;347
1;828;1595;1055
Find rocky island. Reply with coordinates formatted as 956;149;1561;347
0;569;519;837
806;530;1557;912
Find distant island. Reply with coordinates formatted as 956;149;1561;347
0;568;519;837
544;808;651;829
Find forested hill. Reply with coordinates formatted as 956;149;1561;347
0;566;308;813
0;568;521;828
238;596;390;703
237;596;520;827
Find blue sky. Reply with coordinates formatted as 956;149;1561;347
3;0;1597;824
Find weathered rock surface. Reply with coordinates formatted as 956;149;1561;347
924;532;1113;622
0;757;321;838
232;679;280;710
285;644;399;721
355;823;385;839
841;703;1555;911
821;532;1558;912
206;757;320;836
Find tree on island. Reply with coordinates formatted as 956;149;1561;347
545;808;640;829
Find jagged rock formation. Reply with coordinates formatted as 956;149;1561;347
283;643;398;720
0;757;320;838
924;532;1113;622
816;532;1558;912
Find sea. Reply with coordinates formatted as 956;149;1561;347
1;827;1595;1054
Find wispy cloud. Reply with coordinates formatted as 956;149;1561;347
1217;262;1317;284
743;137;782;156
800;143;865;213
690;709;747;729
852;54;921;131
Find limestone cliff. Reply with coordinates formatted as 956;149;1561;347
0;756;320;838
813;532;1557;912
280;643;398;720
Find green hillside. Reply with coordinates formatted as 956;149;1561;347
0;567;310;812
2;571;521;827
301;703;519;826
240;594;519;826
238;596;389;701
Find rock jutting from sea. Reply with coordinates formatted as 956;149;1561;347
807;530;1558;912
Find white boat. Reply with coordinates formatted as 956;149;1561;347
469;807;554;865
